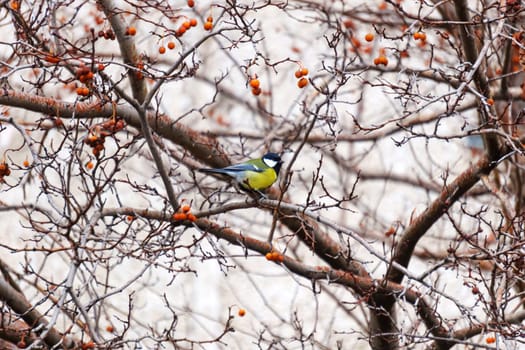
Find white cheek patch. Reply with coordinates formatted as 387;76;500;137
263;158;278;168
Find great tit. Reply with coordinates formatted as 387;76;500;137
199;152;283;191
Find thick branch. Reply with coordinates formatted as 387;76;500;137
0;90;359;274
102;206;452;346
0;277;74;349
387;152;502;284
0;89;229;168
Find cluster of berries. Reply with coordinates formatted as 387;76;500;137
249;78;261;96
75;65;95;96
0;162;11;182
98;29;115;40
265;251;284;263
172;204;197;222
294;67;309;88
203;16;213;31
175;18;198;37
84;118;126;158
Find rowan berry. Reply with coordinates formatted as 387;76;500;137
127;27;137;36
249;78;260;89
297;77;308;88
203;21;213;31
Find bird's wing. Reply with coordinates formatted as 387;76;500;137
222;163;263;173
199;162;263;175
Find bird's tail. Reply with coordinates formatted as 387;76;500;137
198;168;230;175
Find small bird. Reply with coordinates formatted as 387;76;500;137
199;152;283;192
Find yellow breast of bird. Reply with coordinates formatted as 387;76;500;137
243;169;277;191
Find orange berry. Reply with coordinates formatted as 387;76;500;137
203;21;213;31
106;325;114;332
76;87;87;96
172;213;187;221
97;63;105;71
92;146;103;157
238;309;246;317
486;336;496;344
365;33;374;42
269;252;283;262
183;21;191;29
10;0;19;10
0;162;10;177
127;27;137;36
343;19;354;30
486;98;494;106
190;18;197;27
297;77;308;88
265;252;273;260
86;161;94;169
294;69;303;78
249;78;260;89
181;205;191;213
251;87;262;96
86;134;98;144
187;0;194;7
76;65;89;77
126;215;134;221
167;41;175;50
177;26;187;36
374;56;388;66
300;68;309;76
23;159;30;167
81;341;95;350
206;16;213;23
414;32;426;41
159;46;166;54
378;2;387;10
187;213;197;222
